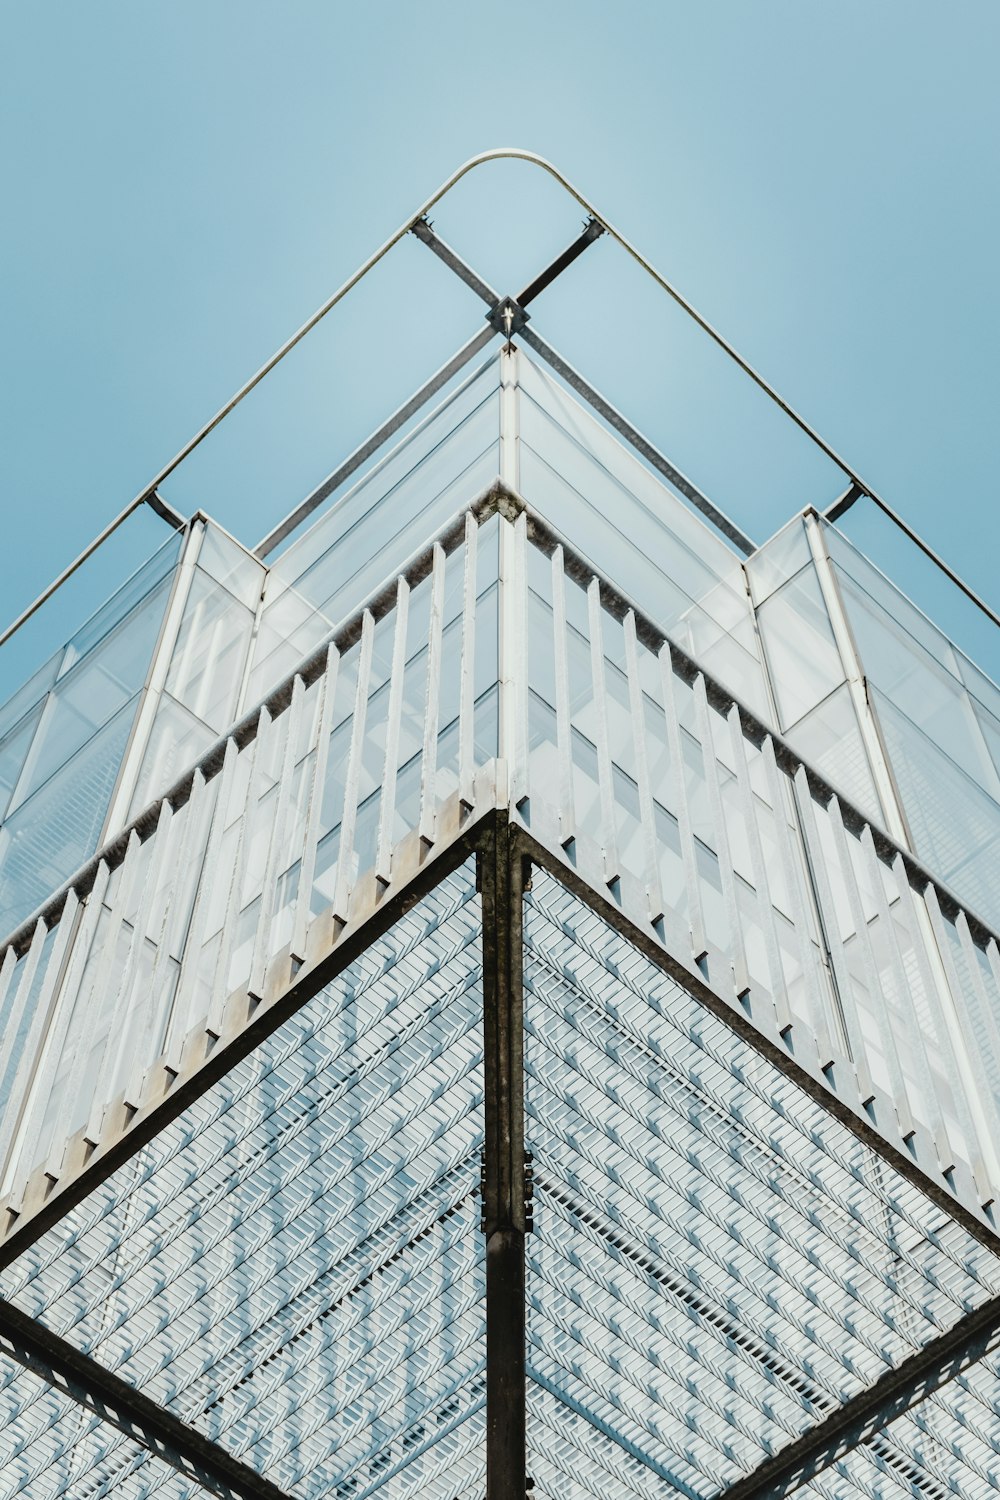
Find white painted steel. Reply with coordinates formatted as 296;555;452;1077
335;611;376;921
376;580;412;883
3;498;1000;1249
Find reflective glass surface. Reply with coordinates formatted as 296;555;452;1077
249;359;500;706
823;522;1000;931
517;357;768;718
0;539;182;940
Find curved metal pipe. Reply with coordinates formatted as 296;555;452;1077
131;146;877;509
6;149;997;650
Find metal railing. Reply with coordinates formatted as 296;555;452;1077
1;483;1000;1260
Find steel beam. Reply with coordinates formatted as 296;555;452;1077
515;218;604;307
715;1288;1000;1500
254;327;497;557
517;323;754;554
409;218;754;553
411;217;500;306
0;1294;293;1500
478;812;528;1500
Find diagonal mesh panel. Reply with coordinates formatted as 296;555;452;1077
0;861;486;1500
0;1358;218;1500
523;866;1000;1499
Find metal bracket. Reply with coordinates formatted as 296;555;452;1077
488;296;530;347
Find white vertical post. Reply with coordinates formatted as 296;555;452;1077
0;891;79;1188
726;709;789;1031
828;796;913;1140
166;738;239;1064
335;610;375;920
860;825;944;1160
659;647;706;963
692;673;748;999
792;767;864;1090
249;678;306;1000
376;577;411;885
418;551;446;848
210;707;270;1027
761;738;835;1064
925;885;1000;1195
457;516;478;813
291;644;339;962
551;545;575;848
587;578;619;889
624;611;663;926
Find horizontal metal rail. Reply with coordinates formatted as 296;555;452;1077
0;491;185;653
254;327;498;558
9;148;993;664
824;488;1000;636
0;1293;294;1500
3;480;1000;1279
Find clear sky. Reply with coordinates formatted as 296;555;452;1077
2;1;999;686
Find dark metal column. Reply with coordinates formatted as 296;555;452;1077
478;812;527;1500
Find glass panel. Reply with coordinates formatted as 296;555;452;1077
127;694;215;818
0;704;42;823
745;512;812;603
7;578;170;818
0;699;138;938
195;520;266;608
517;356;767;716
756;562;845;729
247;359;500;707
786;682;883;827
164;569;254;734
873;685;1000;932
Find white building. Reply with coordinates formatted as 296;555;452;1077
1;154;999;1500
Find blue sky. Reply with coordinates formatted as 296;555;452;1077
2;1;998;683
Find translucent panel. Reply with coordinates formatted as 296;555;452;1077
249;358;500;705
0;518;181;713
822;520;1000;925
1;864;486;1500
0;704;42;823
58;534;181;679
745;513;813;604
7;579;170;819
195;520;266;609
756;562;846;729
838;568;1000;797
516;355;768;717
0;700;137;939
874;684;1000;929
523;869;1000;1498
0;656;60;747
127;693;216;818
785;682;883;827
0;545;179;940
163;569;254;733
